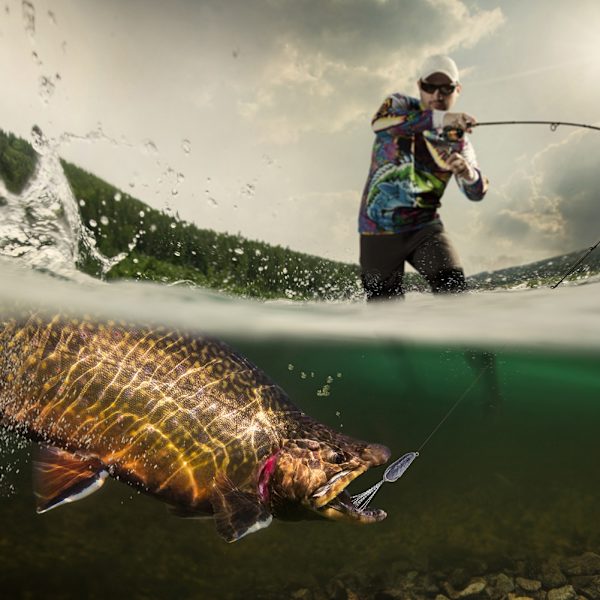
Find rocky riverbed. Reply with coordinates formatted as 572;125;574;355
280;552;600;600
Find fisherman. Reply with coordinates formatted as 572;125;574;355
358;54;489;301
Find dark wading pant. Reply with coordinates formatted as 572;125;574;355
359;223;467;301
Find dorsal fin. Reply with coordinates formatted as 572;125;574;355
210;475;272;543
33;446;108;513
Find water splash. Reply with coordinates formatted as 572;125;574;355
0;126;127;281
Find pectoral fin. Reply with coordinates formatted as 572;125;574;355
210;476;272;542
33;445;108;513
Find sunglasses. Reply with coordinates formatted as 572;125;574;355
419;81;457;96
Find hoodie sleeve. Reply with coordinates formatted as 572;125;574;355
371;94;446;137
456;135;489;201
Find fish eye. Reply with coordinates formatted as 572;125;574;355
330;451;345;464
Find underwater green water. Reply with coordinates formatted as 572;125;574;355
1;338;599;598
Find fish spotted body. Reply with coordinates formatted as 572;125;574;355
0;315;390;541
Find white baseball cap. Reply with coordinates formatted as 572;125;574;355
418;55;460;84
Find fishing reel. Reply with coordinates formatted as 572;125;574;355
442;126;466;142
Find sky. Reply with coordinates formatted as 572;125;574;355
1;0;600;274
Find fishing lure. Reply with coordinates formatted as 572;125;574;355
351;451;419;511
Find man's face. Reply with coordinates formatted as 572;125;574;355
418;72;461;111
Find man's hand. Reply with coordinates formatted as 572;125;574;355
446;153;477;183
443;112;476;132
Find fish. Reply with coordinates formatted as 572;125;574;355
0;314;390;542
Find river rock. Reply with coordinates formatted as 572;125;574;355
516;577;542;592
444;577;487;599
481;573;516;600
547;585;578;600
539;559;568;588
561;553;600;576
571;575;600;599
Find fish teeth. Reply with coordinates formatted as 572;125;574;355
312;470;352;498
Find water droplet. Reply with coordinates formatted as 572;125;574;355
144;140;158;154
39;76;56;104
22;1;35;37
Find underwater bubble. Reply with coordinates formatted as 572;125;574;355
174;251;181;257
79;199;85;207
234;248;244;255
171;188;179;196
47;10;56;24
100;216;109;226
133;258;139;264
182;139;192;154
32;51;42;65
288;364;294;371
208;197;218;207
88;219;97;228
114;192;122;202
149;224;157;232
170;223;176;229
139;210;145;218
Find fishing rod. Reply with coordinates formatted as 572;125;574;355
443;120;600;141
551;238;600;289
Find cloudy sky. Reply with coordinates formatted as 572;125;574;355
1;0;600;274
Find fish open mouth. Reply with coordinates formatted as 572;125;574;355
310;445;390;524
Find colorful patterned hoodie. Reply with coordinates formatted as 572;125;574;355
358;93;489;234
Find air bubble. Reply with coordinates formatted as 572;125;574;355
182;139;192;154
100;216;109;226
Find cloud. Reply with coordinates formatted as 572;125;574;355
231;0;504;140
477;128;600;263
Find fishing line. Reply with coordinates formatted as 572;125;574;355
351;357;495;510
